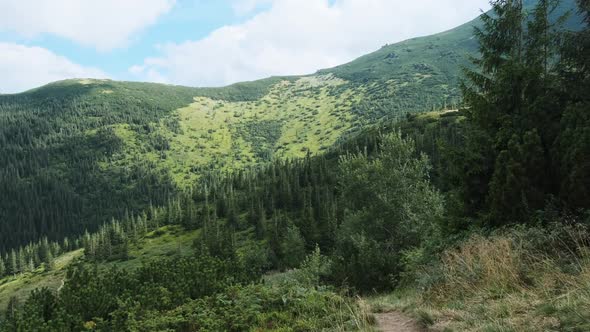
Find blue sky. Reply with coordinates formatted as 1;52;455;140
0;1;263;76
0;0;490;93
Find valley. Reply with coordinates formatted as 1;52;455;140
0;0;588;331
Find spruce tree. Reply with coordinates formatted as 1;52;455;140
4;296;20;331
7;250;17;275
254;202;266;240
555;0;590;209
0;257;5;278
458;0;566;225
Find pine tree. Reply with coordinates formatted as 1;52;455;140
255;202;266;240
0;257;5;278
555;0;590;209
63;237;70;252
39;237;52;265
17;249;26;274
281;224;306;268
227;205;239;230
27;258;35;272
46;251;55;271
4;296;20;330
7;250;17;275
457;0;566;225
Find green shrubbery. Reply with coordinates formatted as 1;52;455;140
0;246;371;331
330;132;444;292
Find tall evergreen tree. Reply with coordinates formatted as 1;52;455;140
7;251;17;275
456;0;567;226
555;0;590;209
4;296;19;331
0;257;5;278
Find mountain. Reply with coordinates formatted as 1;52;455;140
0;0;588;329
0;0;582;251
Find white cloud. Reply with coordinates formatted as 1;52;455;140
131;0;490;87
0;43;108;94
0;0;175;51
232;0;276;16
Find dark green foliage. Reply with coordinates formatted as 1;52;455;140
172;131;442;292
2;297;19;331
192;154;340;270
0;253;250;331
136;284;354;332
0;244;359;331
443;0;590;227
0;80;189;252
280;224;307;268
83;220;130;262
234;119;284;160
331;133;443;291
555;0;590;209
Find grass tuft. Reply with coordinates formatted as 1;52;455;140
368;224;590;331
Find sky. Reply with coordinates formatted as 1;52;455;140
0;0;491;94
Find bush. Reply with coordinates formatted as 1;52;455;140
332;132;444;292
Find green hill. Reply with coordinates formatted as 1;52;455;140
0;0;588;330
0;0;583;273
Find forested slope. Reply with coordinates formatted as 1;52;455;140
0;0;581;254
0;17;468;251
0;0;588;330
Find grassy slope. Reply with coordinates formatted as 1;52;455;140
321;15;478;85
0;250;83;310
108;74;361;185
323;0;580;84
0;225;201;308
27;70;449;190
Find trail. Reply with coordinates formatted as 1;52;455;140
374;311;424;332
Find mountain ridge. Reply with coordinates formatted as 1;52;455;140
5;0;580;102
1;1;588;330
0;0;583;252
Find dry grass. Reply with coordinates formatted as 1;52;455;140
370;224;590;331
333;296;379;331
437;235;524;297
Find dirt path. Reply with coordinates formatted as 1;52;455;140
374;311;424;332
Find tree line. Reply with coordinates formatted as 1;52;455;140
1;0;589;329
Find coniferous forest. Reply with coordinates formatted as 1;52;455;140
0;0;589;331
